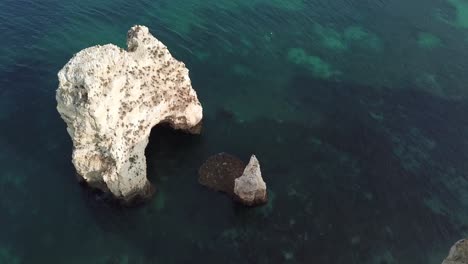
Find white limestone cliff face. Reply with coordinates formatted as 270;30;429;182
234;155;268;206
56;25;203;203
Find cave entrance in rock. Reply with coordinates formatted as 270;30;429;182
144;124;204;194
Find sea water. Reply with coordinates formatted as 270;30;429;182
1;0;468;263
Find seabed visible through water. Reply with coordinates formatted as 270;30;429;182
2;0;468;263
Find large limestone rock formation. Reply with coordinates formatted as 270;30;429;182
234;155;268;206
443;239;468;264
56;25;203;203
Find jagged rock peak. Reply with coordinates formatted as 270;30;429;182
234;155;268;206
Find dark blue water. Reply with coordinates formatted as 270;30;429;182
2;0;468;263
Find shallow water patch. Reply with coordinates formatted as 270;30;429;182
418;32;442;49
313;24;383;52
447;0;468;28
287;47;340;79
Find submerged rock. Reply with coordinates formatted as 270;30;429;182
443;239;468;264
56;25;203;204
198;153;267;206
234;155;268;206
198;153;246;196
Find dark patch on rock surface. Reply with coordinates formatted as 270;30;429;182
186;120;203;134
198;152;245;196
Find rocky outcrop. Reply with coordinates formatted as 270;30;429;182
443;239;468;264
198;153;267;206
56;25;203;204
234;155;268;206
198;153;246;195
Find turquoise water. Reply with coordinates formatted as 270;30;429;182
2;0;468;263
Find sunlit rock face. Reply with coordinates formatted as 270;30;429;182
56;25;203;204
442;239;468;264
234;155;268;206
